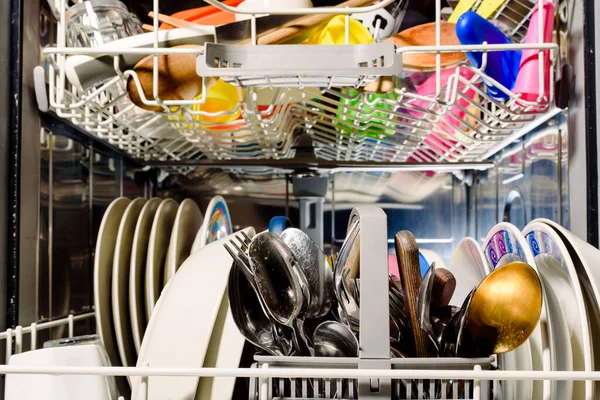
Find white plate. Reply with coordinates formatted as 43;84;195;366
129;198;162;354
145;198;179;320
540;268;574;399
164;199;203;284
112;198;147;370
65;27;216;90
192;195;233;253
536;219;600;398
483;222;550;400
93;197;130;395
132;227;255;400
524;222;592;399
195;289;246;400
446;237;490;307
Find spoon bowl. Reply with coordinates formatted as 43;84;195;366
281;228;334;318
227;262;290;356
467;261;542;355
313;321;359;358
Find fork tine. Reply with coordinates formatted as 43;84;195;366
234;235;249;251
224;242;244;265
240;231;252;244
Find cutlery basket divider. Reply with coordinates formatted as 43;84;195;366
248;206;495;400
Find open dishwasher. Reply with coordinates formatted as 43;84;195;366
0;0;597;398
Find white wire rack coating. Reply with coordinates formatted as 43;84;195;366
40;0;558;164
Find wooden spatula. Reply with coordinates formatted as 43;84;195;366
394;230;429;357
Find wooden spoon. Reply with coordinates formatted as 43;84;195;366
394;230;429;357
127;44;205;112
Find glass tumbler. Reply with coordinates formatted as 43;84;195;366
65;0;143;48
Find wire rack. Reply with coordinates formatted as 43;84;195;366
37;0;559;164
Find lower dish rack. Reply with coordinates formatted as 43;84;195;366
249;356;496;400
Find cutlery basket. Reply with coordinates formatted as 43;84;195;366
248;355;496;400
246;206;496;400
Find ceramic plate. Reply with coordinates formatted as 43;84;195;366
112;198;147;371
539;266;574;399
524;222;592;399
93;197;130;395
195;288;246;400
145;198;179;320
537;219;600;398
192;195;233;253
445;237;490;307
483;222;550;400
129;198;162;353
131;228;255;400
164;199;203;284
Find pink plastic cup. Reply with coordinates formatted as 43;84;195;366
513;0;555;105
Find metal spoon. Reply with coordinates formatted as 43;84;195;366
248;231;312;355
466;261;542;356
227;262;292;356
313;321;359;357
281;228;334;318
431;305;460;347
334;221;360;326
417;263;436;339
442;261;542;357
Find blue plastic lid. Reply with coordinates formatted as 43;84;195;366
418;252;430;278
268;216;293;235
455;11;522;101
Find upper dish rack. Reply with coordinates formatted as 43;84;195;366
37;0;560;165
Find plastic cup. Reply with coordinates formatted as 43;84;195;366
513;0;555;105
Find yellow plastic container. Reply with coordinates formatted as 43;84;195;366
192;78;242;125
307;15;374;45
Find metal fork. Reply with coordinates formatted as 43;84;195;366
223;232;254;283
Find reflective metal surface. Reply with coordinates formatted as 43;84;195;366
475;111;570;243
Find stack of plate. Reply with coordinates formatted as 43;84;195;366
93;195;233;397
457;220;598;400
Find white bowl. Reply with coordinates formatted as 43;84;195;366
5;342;114;400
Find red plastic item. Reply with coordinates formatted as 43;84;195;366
160;0;244;29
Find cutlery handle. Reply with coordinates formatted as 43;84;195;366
395;230;429;357
431;268;456;310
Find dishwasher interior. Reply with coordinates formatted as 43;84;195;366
0;0;594;398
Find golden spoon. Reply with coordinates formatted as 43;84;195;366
466;261;542;355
